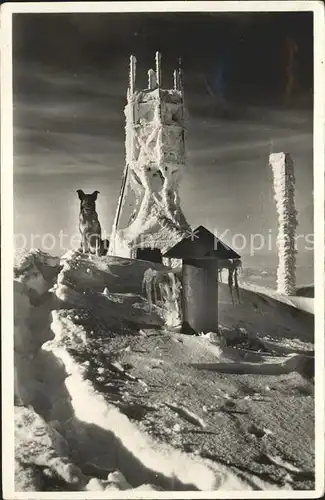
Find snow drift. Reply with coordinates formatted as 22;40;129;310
13;249;315;493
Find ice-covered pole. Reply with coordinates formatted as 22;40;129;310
129;55;136;94
173;69;180;90
178;57;184;94
109;54;136;255
269;152;298;295
148;69;157;90
178;57;186;162
155;51;162;87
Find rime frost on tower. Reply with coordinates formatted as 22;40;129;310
109;52;191;260
269;152;298;295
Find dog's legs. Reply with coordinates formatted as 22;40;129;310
78;231;83;253
95;238;100;257
83;236;89;254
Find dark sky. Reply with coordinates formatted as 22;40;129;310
13;12;313;97
13;12;313;259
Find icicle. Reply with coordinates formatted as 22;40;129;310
142;268;155;311
234;268;240;303
153;275;158;305
228;267;234;306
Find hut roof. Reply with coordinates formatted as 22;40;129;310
163;225;241;260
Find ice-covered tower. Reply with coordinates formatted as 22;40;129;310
109;52;191;261
269;152;298;295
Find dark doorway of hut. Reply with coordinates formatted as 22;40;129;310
136;247;163;264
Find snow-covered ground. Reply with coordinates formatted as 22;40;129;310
13;249;315;493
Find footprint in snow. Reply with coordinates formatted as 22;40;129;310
247;423;272;439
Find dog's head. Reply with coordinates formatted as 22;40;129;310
77;190;100;212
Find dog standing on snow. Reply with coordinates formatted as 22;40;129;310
77;189;102;256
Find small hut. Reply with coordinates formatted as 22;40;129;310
163;226;241;334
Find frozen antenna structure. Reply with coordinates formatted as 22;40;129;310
109;52;190;263
269;152;298;295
